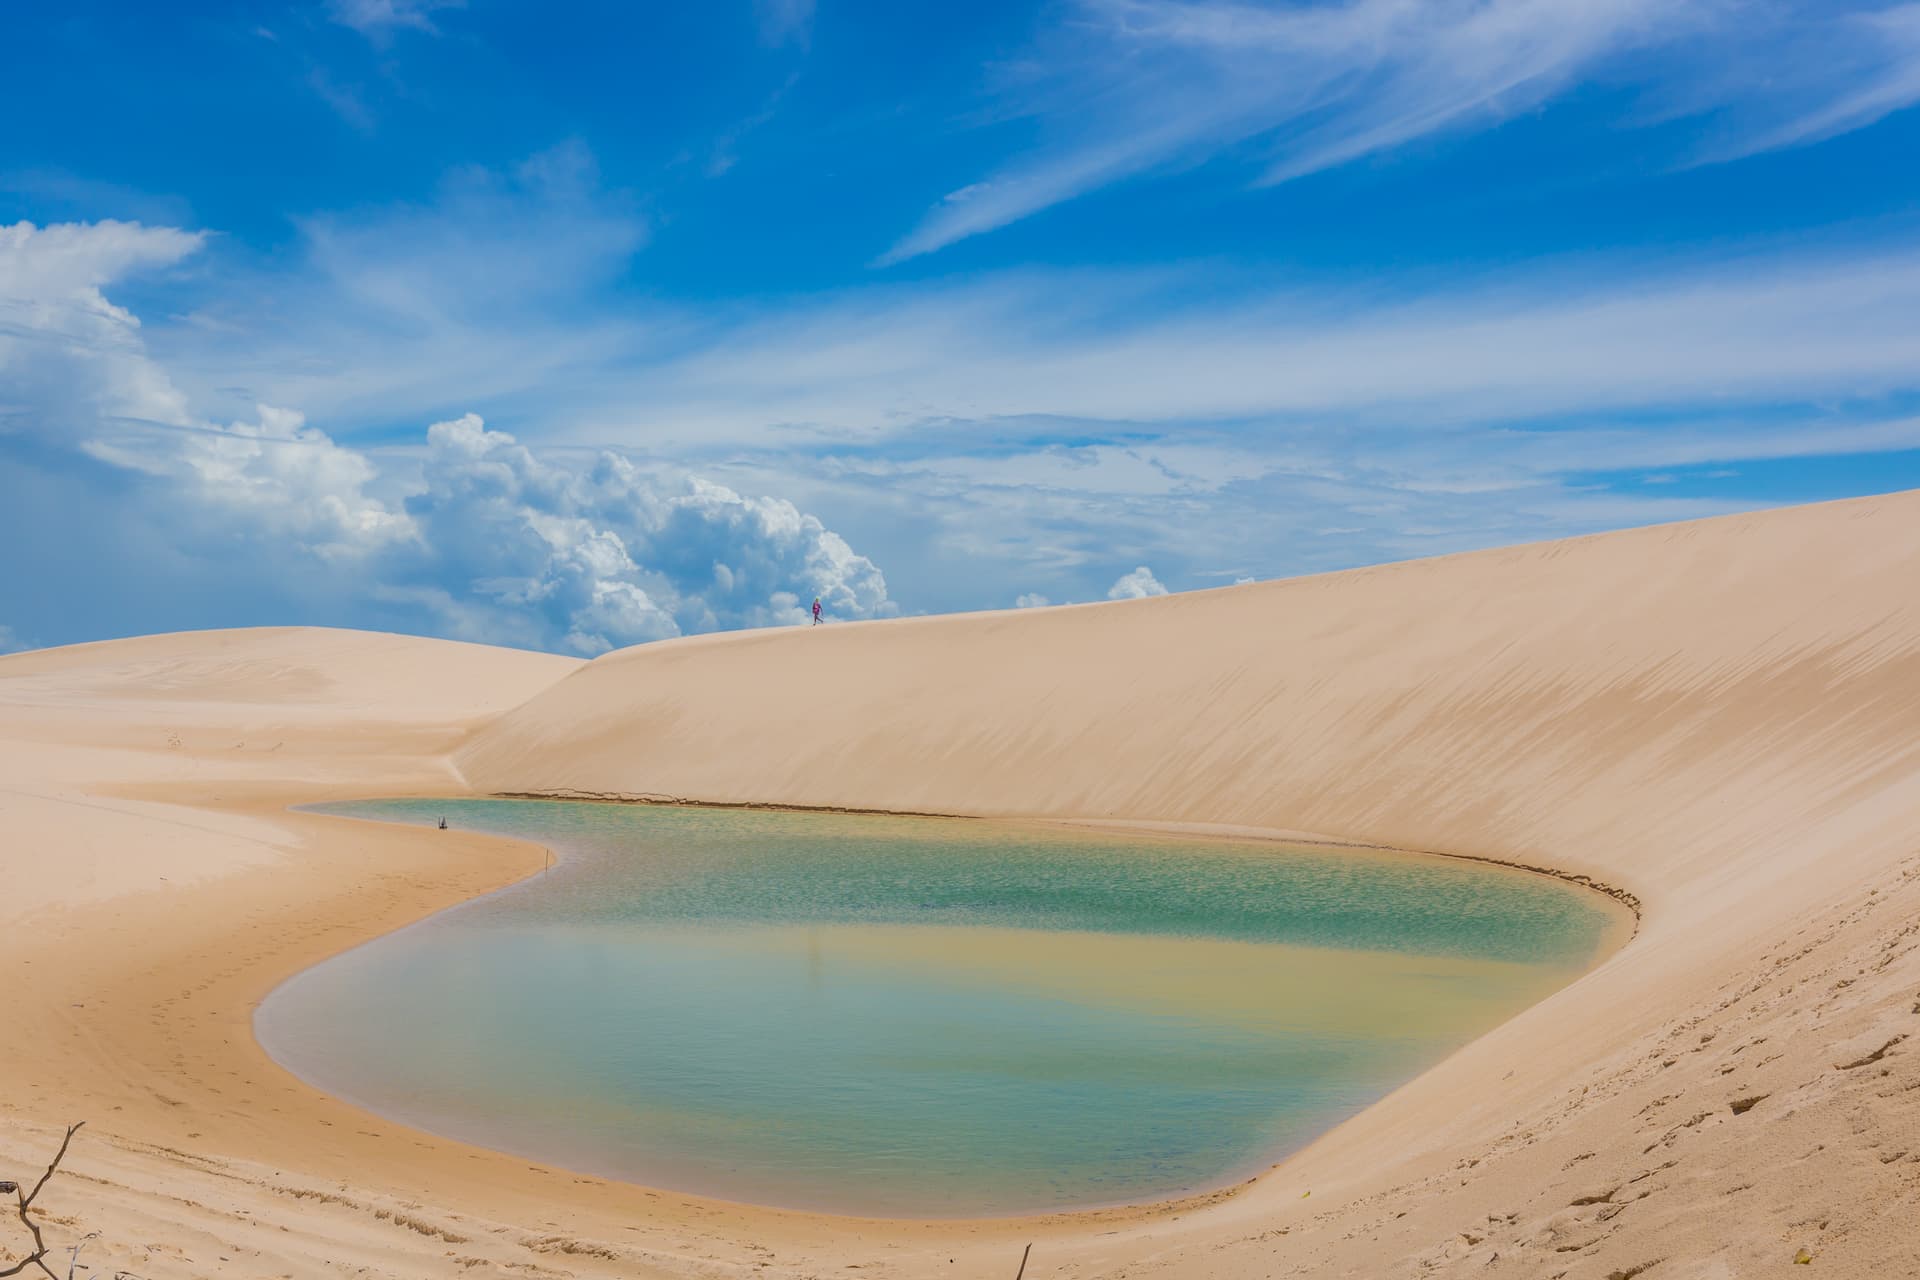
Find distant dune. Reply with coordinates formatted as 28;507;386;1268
4;495;1919;1277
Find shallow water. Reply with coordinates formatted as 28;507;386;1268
256;799;1622;1216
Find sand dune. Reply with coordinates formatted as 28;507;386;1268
5;500;1920;1277
1;628;578;923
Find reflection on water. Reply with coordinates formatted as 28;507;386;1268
256;799;1622;1216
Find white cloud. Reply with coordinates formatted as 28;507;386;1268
0;221;409;561
298;142;641;312
0;219;896;656
327;0;463;41
1684;4;1920;162
1107;565;1169;598
162;142;649;430
82;405;412;559
571;241;1920;451
710;430;1783;623
126;148;1920;475
11;189;1920;651
1014;592;1051;608
396;414;896;652
0;219;203;439
1773;5;1920;148
0;625;27;655
0;218;202;296
885;0;1680;260
884;0;1920;262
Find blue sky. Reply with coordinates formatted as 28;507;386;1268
4;0;1920;655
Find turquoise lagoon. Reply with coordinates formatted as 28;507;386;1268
255;799;1624;1217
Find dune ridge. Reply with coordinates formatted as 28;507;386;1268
4;496;1920;1276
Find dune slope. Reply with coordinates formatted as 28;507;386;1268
460;489;1920;1274
1;626;579;920
4;498;1919;1278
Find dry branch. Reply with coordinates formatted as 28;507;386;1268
0;1123;83;1280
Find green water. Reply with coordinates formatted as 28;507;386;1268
255;799;1622;1216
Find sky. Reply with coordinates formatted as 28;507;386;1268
3;0;1920;656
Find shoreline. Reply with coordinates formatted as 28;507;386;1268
487;787;1646;925
1;777;1255;1269
260;792;1633;1224
0;789;1170;1262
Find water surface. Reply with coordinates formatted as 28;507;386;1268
257;799;1622;1216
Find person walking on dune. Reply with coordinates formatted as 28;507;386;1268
812;597;823;625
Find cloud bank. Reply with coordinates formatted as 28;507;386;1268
0;219;896;655
9;173;1920;650
400;414;895;653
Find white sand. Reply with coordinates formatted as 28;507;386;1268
4;496;1919;1278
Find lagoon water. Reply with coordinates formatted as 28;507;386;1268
256;799;1622;1216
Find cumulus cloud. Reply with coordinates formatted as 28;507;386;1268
1;222;410;561
396;414;895;652
82;405;411;559
0;218;202;297
1106;565;1169;599
0;625;27;655
0;219;203;439
0;219;897;656
1004;569;1171;608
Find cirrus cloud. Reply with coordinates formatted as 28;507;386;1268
884;0;1920;262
